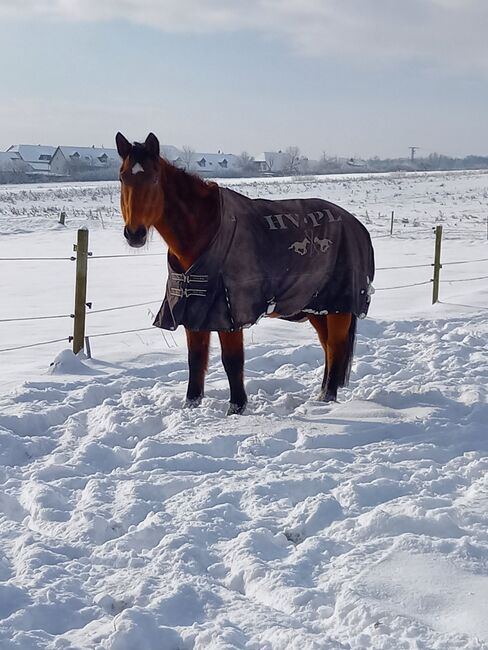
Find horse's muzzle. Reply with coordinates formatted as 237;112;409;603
124;225;147;248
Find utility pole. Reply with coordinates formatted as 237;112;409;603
409;146;420;162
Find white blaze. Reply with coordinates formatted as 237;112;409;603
132;162;144;174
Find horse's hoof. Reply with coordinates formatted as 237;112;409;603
318;392;337;403
185;396;202;408
227;402;246;416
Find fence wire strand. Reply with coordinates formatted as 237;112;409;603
87;299;160;315
0;313;72;324
377;262;432;270
0;256;73;262
441;274;488;284
442;257;488;266
375;279;432;291
0;336;70;354
376;257;488;271
87;326;157;338
90;253;162;259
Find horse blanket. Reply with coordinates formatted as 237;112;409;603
154;187;375;331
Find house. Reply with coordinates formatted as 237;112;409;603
0;151;30;181
254;151;291;175
50;146;121;176
192;152;241;175
0;151;27;173
159;145;185;166
7;144;56;174
50;144;188;177
254;151;319;175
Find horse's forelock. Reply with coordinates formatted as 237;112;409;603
130;143;151;165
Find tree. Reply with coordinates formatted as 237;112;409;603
284;146;301;175
266;152;277;173
182;146;195;172
238;151;255;175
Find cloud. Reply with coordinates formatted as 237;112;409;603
1;0;487;73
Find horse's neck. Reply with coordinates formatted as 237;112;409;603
154;161;220;270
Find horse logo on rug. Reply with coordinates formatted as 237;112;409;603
289;235;333;256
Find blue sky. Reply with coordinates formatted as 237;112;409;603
0;1;486;158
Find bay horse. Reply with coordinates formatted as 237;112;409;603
116;132;374;415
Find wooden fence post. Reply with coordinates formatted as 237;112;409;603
390;211;394;235
432;225;443;304
72;228;89;354
59;211;66;226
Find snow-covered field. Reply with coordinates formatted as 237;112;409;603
0;170;487;649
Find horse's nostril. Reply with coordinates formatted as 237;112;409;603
124;225;147;238
124;225;147;247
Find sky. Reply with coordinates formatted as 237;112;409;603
0;0;487;159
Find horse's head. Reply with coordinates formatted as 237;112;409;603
115;132;163;248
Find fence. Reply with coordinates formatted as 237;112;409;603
383;210;488;241
0;225;487;357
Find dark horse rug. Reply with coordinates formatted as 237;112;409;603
154;187;375;331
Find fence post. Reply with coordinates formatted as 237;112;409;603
390;210;394;235
72;228;89;354
432;225;443;304
59;211;66;226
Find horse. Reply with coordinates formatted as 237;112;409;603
115;132;375;415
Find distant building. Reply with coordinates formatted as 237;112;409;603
254;152;291;175
50;146;120;176
254;151;320;175
192;152;241;175
2;141;323;182
159;145;185;166
0;151;27;173
50;144;192;177
7;144;56;174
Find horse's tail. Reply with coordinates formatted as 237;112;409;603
339;313;357;387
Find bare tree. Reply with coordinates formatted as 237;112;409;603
182;146;195;171
284;146;301;175
266;152;277;173
238;151;255;175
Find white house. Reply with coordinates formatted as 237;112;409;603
254;151;319;175
50;144;189;176
254;151;292;174
159;145;184;165
50;146;121;176
7;145;56;174
191;152;241;175
0;151;28;173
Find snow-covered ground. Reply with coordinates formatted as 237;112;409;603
0;170;487;649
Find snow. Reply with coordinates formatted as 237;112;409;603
0;169;487;649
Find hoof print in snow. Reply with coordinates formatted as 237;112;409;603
284;530;305;545
94;593;131;616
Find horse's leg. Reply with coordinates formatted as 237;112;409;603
185;329;210;407
308;314;329;398
323;313;356;401
309;313;356;402
218;330;247;415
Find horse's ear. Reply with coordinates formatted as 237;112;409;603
145;133;160;159
115;132;132;159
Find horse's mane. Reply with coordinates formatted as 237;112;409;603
131;142;217;200
162;158;218;200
